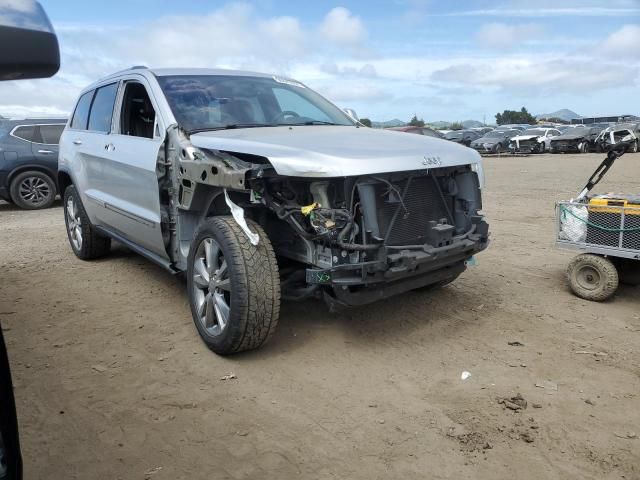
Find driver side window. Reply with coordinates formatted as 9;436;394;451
273;88;331;122
120;82;156;139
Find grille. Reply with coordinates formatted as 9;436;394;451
374;176;449;246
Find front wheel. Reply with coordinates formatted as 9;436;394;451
537;142;545;153
629;140;639;153
580;141;590;153
494;143;503;153
187;216;280;355
567;254;618;301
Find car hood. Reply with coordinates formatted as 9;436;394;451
190;126;480;177
511;134;541;142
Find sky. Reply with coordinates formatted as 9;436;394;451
1;0;639;123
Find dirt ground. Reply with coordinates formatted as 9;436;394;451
1;152;639;480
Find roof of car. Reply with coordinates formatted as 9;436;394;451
82;66;291;93
149;67;274;78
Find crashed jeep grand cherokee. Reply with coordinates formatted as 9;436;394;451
58;67;489;354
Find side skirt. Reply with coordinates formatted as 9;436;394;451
95;225;181;275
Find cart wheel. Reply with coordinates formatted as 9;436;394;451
612;258;640;286
567;254;619;301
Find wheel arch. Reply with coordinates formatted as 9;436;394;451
8;164;58;188
57;169;74;196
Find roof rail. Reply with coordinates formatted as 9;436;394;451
130;65;148;70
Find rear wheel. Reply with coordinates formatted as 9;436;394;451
187;216;280;355
629;140;639;153
567;254;618;301
63;185;111;260
9;170;56;210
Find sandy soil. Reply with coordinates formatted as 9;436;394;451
1;153;639;480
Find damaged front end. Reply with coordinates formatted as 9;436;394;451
509;137;543;154
161;128;489;308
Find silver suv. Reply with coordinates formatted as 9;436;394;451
59;67;489;354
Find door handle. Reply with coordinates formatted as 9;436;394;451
104;143;115;152
37;149;54;154
73;139;82;145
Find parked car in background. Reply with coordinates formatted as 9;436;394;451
470;127;493;135
0;117;66;209
549;125;603;153
496;124;526;132
387;126;444;139
470;129;519;153
444;129;482;147
508;127;562;153
595;123;639;153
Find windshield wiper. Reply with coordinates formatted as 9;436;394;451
282;121;343;126
188;124;272;134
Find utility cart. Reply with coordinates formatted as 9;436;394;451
556;147;640;301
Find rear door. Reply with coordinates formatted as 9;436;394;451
31;123;64;168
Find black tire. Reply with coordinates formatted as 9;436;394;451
187;216;280;355
9;170;56;210
629;140;639;153
538;142;545;154
567;254;618;301
494;143;503;153
580;141;590;154
63;185;111;260
612;258;640;286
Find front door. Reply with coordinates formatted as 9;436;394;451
98;78;168;259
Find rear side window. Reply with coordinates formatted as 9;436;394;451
88;83;119;133
71;90;94;130
39;124;65;144
12;125;38;142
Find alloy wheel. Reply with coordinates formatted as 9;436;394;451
192;237;232;336
66;196;83;251
18;176;51;207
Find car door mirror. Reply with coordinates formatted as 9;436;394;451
0;1;60;80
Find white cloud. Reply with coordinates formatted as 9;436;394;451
319;7;367;47
476;23;544;49
442;7;640;17
430;57;638;92
320;62;377;77
598;24;640;58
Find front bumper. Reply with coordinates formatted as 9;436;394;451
550;141;580;153
306;221;489;306
471;144;495;153
509;142;541;153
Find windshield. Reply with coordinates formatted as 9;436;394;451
445;131;464;139
156;75;355;132
522;129;545;136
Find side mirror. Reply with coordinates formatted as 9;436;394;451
0;1;60;80
343;108;359;121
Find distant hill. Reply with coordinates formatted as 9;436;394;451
461;119;484;128
371;118;405;128
535;109;580;122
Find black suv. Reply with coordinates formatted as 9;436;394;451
0;118;66;209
